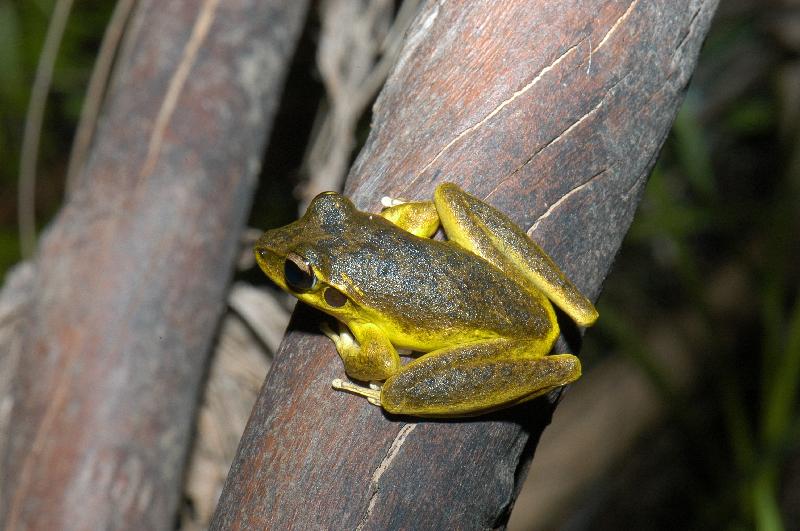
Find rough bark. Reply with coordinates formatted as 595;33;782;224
211;1;718;529
0;1;308;529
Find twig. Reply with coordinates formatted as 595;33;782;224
65;0;137;196
17;0;75;258
299;0;420;206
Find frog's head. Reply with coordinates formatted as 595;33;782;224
254;191;356;315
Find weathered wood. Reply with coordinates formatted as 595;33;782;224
212;1;718;529
0;1;308;529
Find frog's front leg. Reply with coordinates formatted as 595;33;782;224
322;320;400;383
380;198;440;238
351;338;580;417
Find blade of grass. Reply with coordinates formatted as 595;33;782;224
752;467;784;531
763;291;800;447
18;0;75;258
64;0;136;195
672;98;716;201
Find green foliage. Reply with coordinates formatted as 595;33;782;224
0;0;113;278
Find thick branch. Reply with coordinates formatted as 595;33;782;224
0;1;308;529
213;0;718;528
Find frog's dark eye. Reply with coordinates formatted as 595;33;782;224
284;253;317;292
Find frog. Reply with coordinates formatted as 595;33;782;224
254;182;598;417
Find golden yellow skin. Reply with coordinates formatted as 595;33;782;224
254;183;598;417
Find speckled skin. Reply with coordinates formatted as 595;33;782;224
254;184;596;416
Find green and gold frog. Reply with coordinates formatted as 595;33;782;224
254;183;598;417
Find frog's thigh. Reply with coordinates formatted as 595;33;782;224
380;339;580;416
380;200;440;238
433;183;598;327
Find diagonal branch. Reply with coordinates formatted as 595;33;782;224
211;0;719;529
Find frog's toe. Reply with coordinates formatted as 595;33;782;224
332;378;382;407
369;382;382;391
381;196;407;208
321;321;356;350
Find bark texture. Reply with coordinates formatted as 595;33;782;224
0;1;308;529
212;1;718;529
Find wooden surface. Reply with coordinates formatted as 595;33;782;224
212;1;718;529
0;1;308;529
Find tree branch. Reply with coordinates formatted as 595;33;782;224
212;0;718;528
0;1;308;529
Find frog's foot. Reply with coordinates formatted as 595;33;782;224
332;378;382;407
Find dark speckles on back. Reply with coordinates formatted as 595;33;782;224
320;211;553;341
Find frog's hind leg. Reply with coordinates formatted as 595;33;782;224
433;183;598;327
378;339;581;417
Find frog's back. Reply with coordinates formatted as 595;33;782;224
320;214;557;350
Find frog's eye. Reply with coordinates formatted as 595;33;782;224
284;253;317;292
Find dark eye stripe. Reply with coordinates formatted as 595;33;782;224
284;253;317;291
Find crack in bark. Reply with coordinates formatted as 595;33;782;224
400;1;640;198
401;43;580;194
140;0;220;179
528;166;612;234
592;0;639;54
356;423;416;530
674;3;704;64
486;73;628;201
